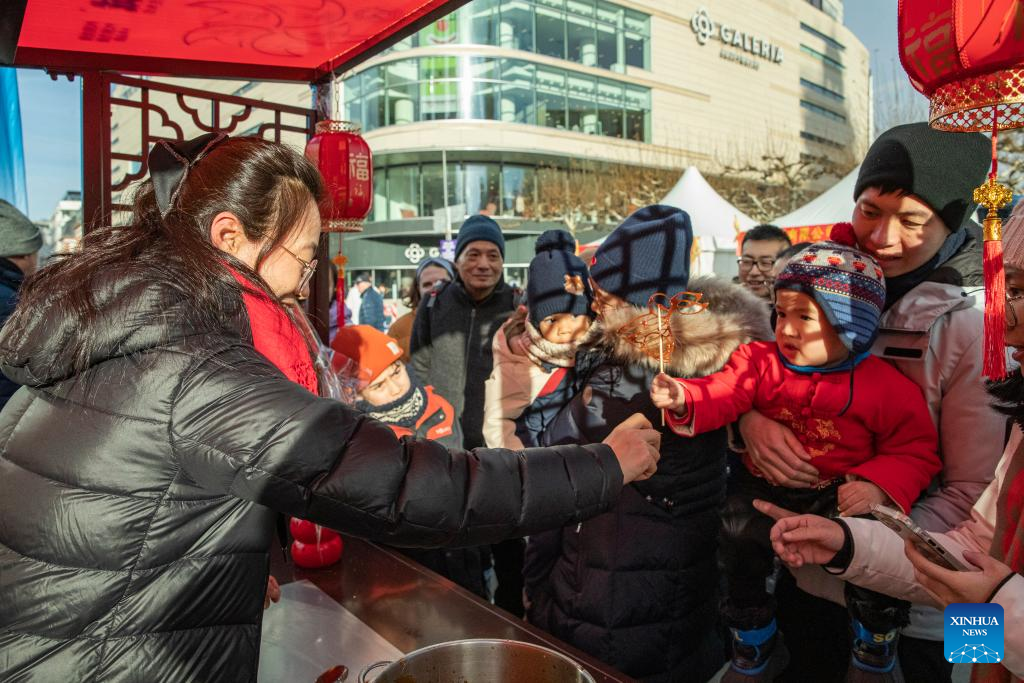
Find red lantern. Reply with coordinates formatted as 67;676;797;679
304;120;373;233
899;0;1024;380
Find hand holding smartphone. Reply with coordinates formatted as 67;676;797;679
869;504;970;572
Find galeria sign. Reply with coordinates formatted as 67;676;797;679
690;6;784;64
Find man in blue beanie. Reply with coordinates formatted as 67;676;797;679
411;213;520;612
526;205;770;682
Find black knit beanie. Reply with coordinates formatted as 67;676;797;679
455;215;505;260
854;123;990;232
527;229;592;326
590;205;693;307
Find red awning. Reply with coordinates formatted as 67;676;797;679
4;0;469;81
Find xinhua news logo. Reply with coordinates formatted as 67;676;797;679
944;603;1004;664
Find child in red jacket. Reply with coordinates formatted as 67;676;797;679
650;241;940;681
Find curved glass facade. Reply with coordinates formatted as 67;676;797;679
371;160;541;222
385;0;650;72
345;56;651;141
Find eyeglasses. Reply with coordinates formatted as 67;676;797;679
1007;291;1024;329
737;256;777;272
279;244;318;296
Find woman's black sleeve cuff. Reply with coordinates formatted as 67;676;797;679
824;519;854;574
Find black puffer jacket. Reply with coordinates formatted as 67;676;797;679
410;278;517;449
0;270;623;682
527;276;770;683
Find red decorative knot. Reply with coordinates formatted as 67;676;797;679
874;267;883;279
853;261;867;272
828;256;843;266
803;253;816;262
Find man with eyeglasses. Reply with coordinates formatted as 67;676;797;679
737;224;791;300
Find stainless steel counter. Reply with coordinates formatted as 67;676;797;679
263;536;636;682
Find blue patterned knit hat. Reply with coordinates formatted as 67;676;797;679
774;241;886;354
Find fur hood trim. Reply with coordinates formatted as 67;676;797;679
597;275;772;377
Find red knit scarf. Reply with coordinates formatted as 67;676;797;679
230;270;318;394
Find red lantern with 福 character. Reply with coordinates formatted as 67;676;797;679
900;0;1024;380
304;121;373;332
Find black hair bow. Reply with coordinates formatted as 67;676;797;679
149;132;228;216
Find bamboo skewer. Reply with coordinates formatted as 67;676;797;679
657;307;665;427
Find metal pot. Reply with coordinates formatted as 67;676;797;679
358;639;597;683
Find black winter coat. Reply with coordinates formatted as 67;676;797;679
527;277;771;683
410;279;517;449
0;270;623;682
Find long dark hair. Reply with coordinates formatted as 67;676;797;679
6;137;323;376
988;372;1024;428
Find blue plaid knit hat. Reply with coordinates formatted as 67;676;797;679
774;241;886;354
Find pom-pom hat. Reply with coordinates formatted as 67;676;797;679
527;229;592;326
774;241;886;355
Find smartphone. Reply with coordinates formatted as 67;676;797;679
869;504;971;572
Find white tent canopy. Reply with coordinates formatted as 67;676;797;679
583;166;756;276
660;166;757;251
773;166;860;229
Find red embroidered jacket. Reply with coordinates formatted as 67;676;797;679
666;341;941;513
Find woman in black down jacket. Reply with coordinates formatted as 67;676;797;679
0;135;660;682
526;206;771;682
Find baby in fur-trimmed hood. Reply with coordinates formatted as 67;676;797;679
483;230;598;450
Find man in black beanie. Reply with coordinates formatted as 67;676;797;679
0;200;41;410
740;123;1006;683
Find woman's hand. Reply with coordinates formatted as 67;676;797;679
264;575;281;610
650;373;686;413
603;413;662;483
904;541;1015;608
754;500;845;569
838;480;890;516
738;410;819;488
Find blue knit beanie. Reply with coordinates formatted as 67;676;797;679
527;230;592;326
774;241;886;354
590;205;692;307
455;215;505;260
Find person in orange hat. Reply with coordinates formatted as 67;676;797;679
331;325;461;448
332;325;492;596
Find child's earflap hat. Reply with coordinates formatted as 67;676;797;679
774;242;886;355
330;325;403;385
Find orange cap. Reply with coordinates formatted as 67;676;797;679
330;325;404;384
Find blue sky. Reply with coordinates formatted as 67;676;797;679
11;0;926;222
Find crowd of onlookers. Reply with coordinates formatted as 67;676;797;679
322;122;1024;683
1;123;1022;683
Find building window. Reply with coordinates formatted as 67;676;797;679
800;99;846;122
800;78;844;102
344;56;651;142
800;130;842;148
374;160;541;219
383;0;649;73
800;44;843;70
800;23;844;51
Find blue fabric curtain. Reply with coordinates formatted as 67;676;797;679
0;68;28;214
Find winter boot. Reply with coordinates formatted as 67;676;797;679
845;619;904;683
721;600;790;683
